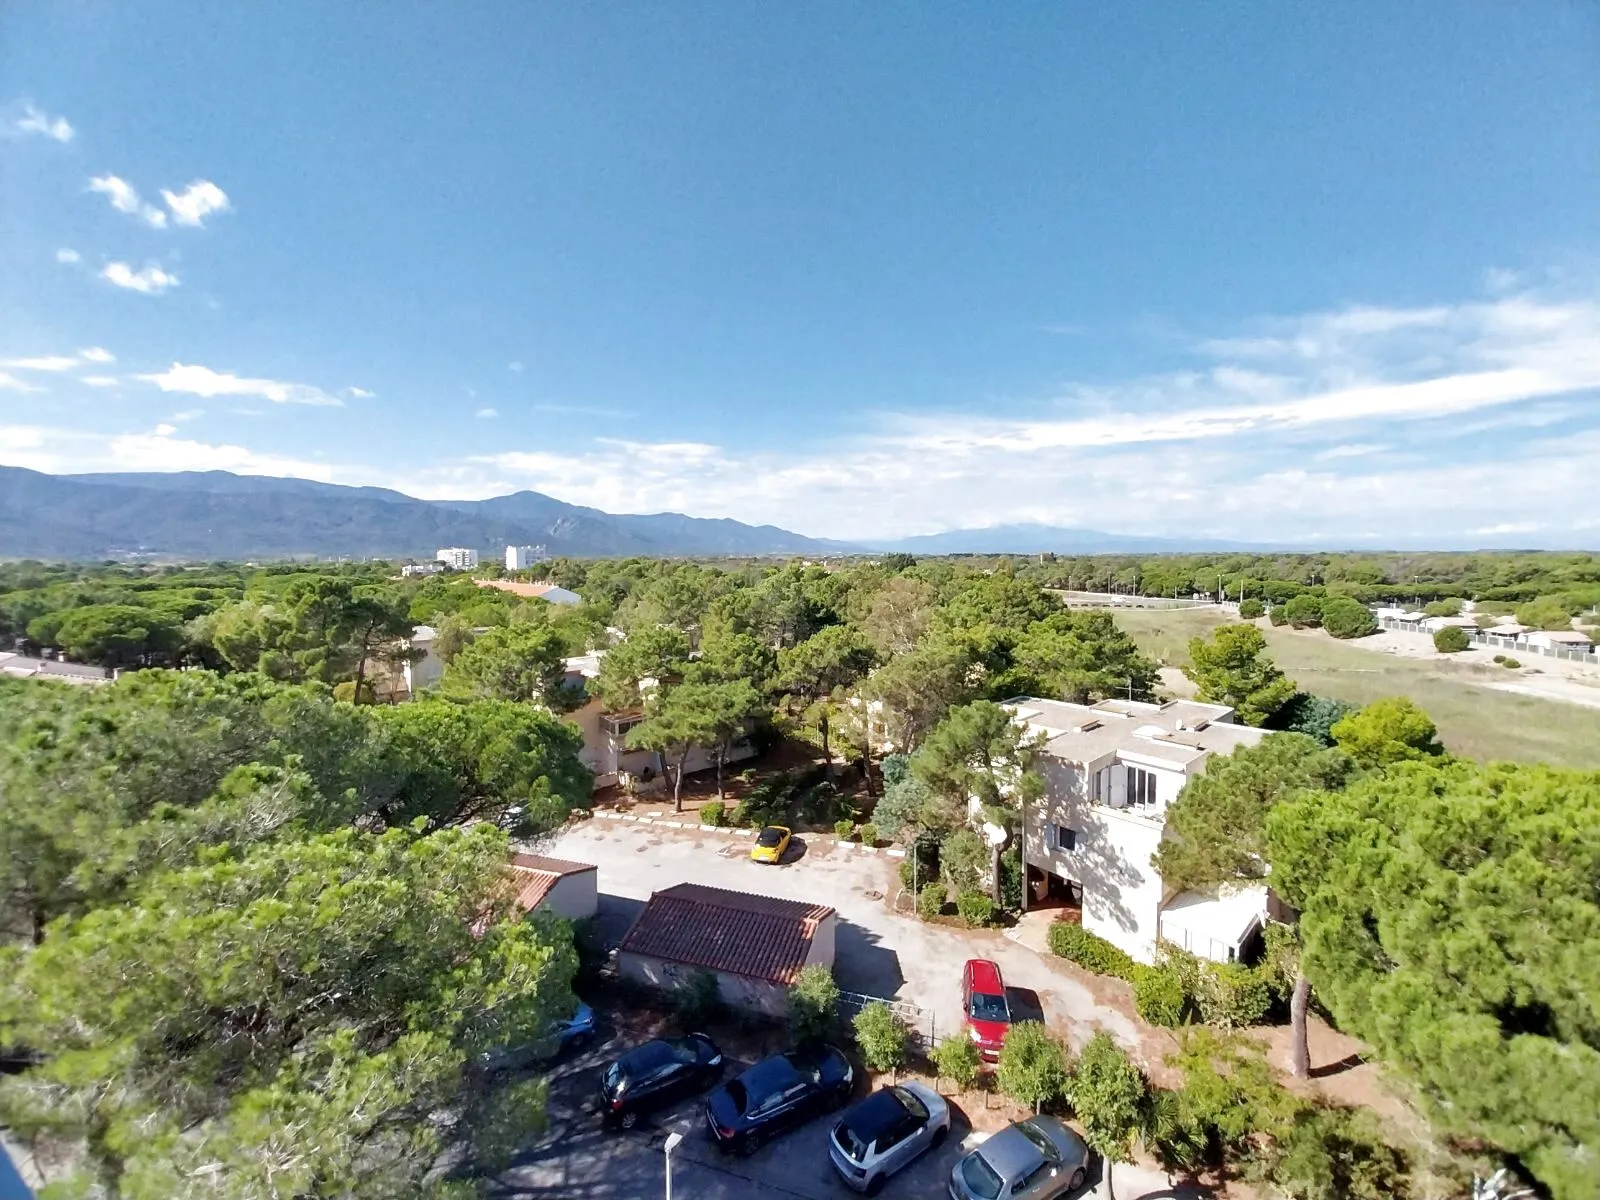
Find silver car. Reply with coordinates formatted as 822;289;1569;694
948;1115;1089;1200
829;1082;951;1194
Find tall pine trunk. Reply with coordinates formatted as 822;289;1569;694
1290;973;1312;1078
672;747;688;813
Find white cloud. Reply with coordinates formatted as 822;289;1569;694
80;376;119;388
0;423;341;481
138;362;343;407
153;423;177;437
475;407;499;419
13;103;73;142
101;262;180;294
160;180;230;227
0;373;44;394
55;247;81;264
1;356;79;372
89;175;168;227
168;409;203;421
78;347;115;363
346;386;375;399
508;361;524;373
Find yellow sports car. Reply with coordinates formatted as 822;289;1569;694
750;825;792;864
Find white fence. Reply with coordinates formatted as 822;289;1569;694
1378;618;1597;664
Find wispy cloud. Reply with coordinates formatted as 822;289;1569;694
160;180;230;227
0;423;340;481
89;175;168;227
55;248;81;265
530;402;634;418
138;363;343;407
0;373;45;394
12;103;73;142
508;361;524;373
1;356;79;372
475;407;499;419
153;423;178;437
80;376;120;388
78;347;115;364
346;386;375;399
101;262;180;294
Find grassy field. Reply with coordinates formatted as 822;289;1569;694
1104;607;1600;769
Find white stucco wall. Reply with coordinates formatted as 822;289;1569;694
541;870;599;922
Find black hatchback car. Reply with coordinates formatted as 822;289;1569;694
598;1034;724;1130
705;1044;854;1155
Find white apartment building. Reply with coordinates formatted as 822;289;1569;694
1005;696;1271;965
506;544;547;571
435;547;479;570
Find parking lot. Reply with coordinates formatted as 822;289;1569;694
492;1020;977;1199
539;816;1145;1056
489;815;1203;1198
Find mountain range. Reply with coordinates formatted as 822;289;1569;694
866;522;1261;555
0;467;857;560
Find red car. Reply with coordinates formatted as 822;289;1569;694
962;958;1011;1062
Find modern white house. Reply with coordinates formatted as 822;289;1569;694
435;547;479;570
1005;696;1272;965
505;544;548;571
562;652;757;791
401;625;444;695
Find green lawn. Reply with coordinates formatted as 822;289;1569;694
1104;607;1600;770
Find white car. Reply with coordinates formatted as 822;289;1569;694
829;1081;951;1195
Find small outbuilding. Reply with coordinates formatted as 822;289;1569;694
618;884;837;1016
508;854;599;922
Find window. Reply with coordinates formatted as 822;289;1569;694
1126;766;1159;809
1052;824;1079;853
1090;765;1112;802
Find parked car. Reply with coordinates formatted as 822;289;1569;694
829;1082;950;1194
705;1043;853;1155
948;1115;1089;1200
750;824;792;864
599;1033;725;1130
962;958;1012;1062
479;1001;597;1073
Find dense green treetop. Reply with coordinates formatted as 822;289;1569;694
1265;760;1600;1200
1183;624;1297;726
1328;697;1445;768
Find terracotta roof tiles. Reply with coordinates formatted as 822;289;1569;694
619;883;833;986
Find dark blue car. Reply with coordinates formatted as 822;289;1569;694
705;1044;854;1155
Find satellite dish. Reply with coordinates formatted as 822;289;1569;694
982;821;1009;848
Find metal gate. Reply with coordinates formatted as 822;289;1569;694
836;990;937;1051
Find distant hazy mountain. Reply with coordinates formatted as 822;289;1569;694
868;522;1263;555
0;467;858;560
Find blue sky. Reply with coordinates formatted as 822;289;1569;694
2;3;1598;545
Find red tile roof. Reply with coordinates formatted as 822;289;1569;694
619;883;834;986
506;855;596;914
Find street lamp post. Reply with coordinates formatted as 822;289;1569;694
664;1131;682;1200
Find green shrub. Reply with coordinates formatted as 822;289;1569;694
834;818;856;840
998;846;1023;912
939;828;989;894
1132;965;1190;1027
932;1031;982;1091
1282;594;1323;628
858;822;878;847
996;1021;1071;1113
1321;597;1378;639
917;882;946;921
1238;598;1265;619
1268;605;1289;627
788;963;839;1045
956;890;998;927
1492;653;1507;664
1432;626;1471;653
1501;656;1521;669
1264;1106;1412;1200
852;1001;909;1075
1194;962;1274;1028
1048;921;1137;980
675;969;722;1028
798;782;839;825
699;800;726;827
1422;598;1463;617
